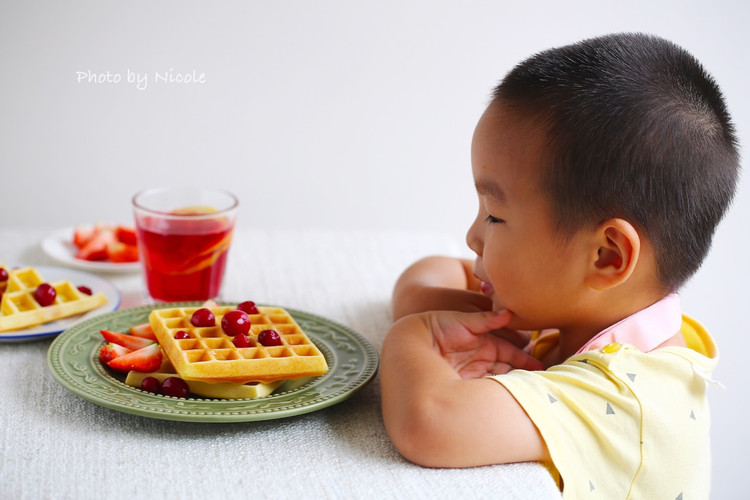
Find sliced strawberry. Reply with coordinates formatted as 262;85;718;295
106;241;139;263
73;226;96;249
100;329;155;350
107;343;162;373
130;323;157;340
75;228;116;261
98;342;133;363
115;225;138;246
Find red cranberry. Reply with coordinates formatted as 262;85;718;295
221;310;251;336
140;376;161;394
190;308;215;327
174;330;190;339
258;329;282;347
0;267;8;281
33;283;57;306
77;285;92;295
232;333;252;347
237;301;259;314
161;377;190;398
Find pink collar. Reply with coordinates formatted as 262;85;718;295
576;294;682;354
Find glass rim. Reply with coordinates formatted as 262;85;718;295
132;187;239;218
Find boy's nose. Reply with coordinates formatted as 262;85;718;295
466;216;483;256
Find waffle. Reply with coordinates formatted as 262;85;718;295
124;358;284;399
0;266;108;332
149;305;329;383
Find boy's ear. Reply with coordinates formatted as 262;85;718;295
585;219;640;291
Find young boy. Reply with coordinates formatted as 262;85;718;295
381;33;739;498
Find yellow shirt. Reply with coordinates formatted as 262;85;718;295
490;315;718;499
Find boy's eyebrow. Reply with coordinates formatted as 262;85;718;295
474;180;507;204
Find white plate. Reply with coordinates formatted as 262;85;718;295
41;227;141;273
0;266;121;342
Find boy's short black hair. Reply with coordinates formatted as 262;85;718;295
492;32;740;292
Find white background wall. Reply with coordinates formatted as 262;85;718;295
1;1;748;496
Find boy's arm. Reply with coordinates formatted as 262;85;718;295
381;310;549;468
392;256;491;320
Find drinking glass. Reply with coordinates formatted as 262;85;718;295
132;187;238;301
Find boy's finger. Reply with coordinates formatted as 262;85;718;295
495;342;545;371
490;327;531;349
452;309;513;335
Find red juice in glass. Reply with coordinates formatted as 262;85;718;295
133;188;238;301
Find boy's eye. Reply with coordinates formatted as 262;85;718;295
484;214;505;224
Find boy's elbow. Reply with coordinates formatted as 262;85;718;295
384;394;459;468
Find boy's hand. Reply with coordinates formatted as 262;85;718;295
425;310;544;378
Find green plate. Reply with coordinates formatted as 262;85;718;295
47;302;379;422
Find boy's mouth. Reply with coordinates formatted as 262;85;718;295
479;280;494;297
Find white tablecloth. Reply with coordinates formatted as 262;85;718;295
0;227;560;500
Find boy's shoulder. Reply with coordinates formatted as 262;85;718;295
490;321;716;497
